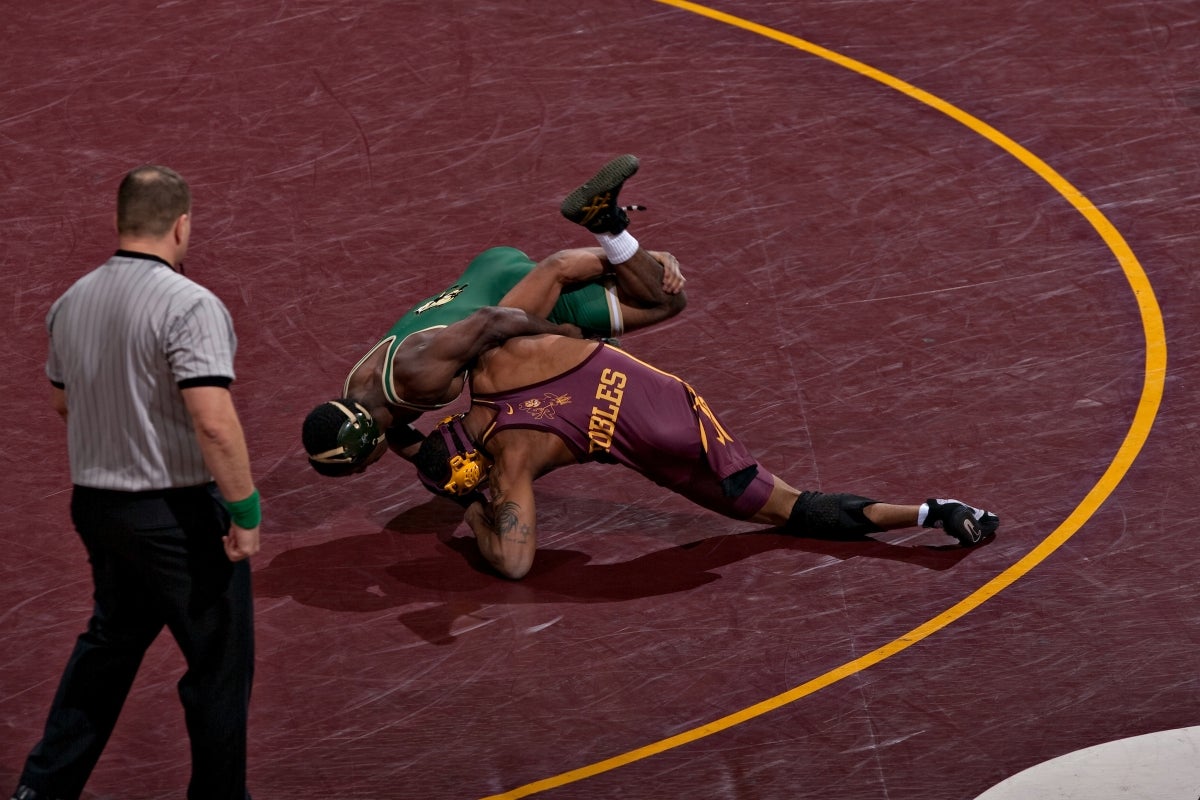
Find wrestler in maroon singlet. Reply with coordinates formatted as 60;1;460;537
471;343;777;519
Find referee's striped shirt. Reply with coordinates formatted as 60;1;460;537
46;250;238;491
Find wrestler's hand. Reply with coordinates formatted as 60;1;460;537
651;251;686;294
554;322;584;339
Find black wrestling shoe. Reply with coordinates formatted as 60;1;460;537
922;498;999;546
561;154;641;234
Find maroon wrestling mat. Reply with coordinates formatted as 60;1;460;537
2;2;1196;798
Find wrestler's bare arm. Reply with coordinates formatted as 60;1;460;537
464;450;539;580
390;306;579;406
496;249;607;317
497;248;685;320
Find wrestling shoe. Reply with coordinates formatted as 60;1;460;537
561;154;641;234
922;499;998;546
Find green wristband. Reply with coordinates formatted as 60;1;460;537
225;489;262;529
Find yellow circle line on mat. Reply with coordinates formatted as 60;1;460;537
480;3;1167;798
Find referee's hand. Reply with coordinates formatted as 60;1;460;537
224;524;261;561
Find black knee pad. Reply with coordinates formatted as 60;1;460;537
787;491;881;538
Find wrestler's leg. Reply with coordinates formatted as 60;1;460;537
745;476;820;528
609;249;688;332
750;477;920;534
750;476;998;545
559;154;687;331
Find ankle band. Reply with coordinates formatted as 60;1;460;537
596;231;639;264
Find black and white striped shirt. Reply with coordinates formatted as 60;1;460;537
46;250;238;491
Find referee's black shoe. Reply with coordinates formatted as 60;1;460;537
12;786;66;800
561;154;640;234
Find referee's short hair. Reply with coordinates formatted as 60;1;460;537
117;165;191;238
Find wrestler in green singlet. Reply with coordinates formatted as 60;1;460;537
342;246;621;409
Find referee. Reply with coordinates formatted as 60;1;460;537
11;166;260;800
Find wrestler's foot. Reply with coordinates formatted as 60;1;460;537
561;154;641;234
922;499;998;546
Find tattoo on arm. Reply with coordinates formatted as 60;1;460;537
494;501;530;543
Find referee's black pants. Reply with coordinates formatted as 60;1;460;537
18;484;254;800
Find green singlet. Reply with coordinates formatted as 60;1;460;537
344;247;620;411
